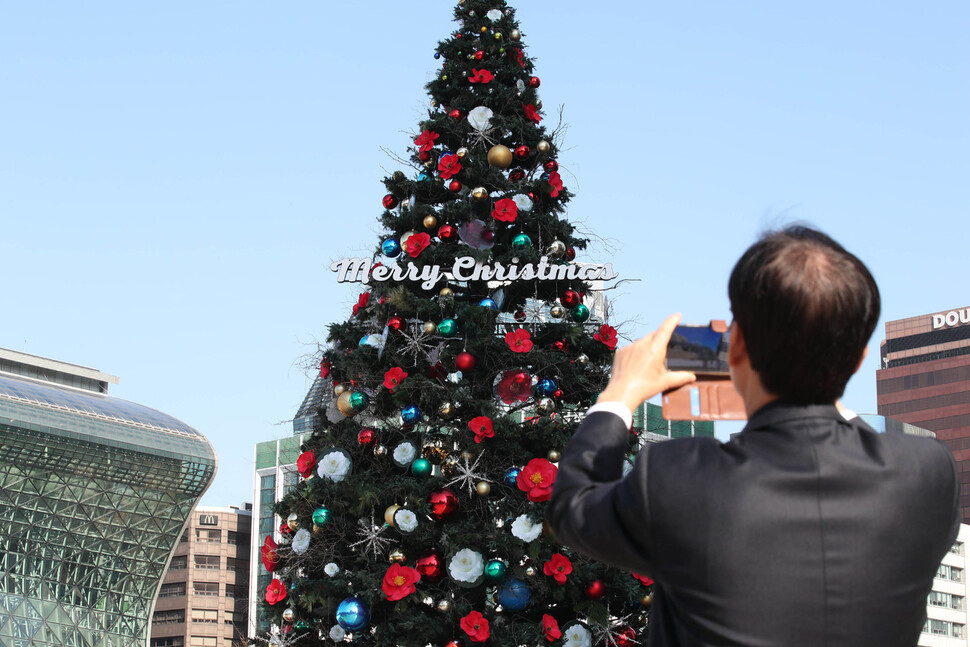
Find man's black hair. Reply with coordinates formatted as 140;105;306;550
727;225;881;404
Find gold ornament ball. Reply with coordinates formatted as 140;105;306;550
424;159;435;169
374;444;388;457
438;401;457;419
333;383;347;396
525;566;536;577
336;391;357;417
441;74;448;81
286;513;299;531
475;481;491;496
487;144;514;169
437;599;452;613
536;397;556;414
547;449;562;463
642;594;653;607
431;99;438;107
389;548;406;563
550;305;565;319
282;608;296;623
439;286;454;298
471;187;489;201
537;140;551;154
456;147;469;158
422;321;437;335
480;26;488;33
576;353;590;367
510;29;522;41
423;445;448;464
400;230;418;248
494;32;502;40
546;240;567;258
423;215;439;230
384;504;401;526
313;524;324;535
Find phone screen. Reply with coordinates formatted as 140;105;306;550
666;324;730;374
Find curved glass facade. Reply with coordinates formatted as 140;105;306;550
0;375;216;647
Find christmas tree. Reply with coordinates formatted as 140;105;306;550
262;2;652;645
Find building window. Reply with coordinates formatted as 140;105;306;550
951;542;964;555
180;530;189;543
170;555;187;570
152;639;185;647
194;581;219;596
225;584;247;598
196;529;221;543
152;610;185;625
924;619;965;638
226;557;248;572
936;564;963;583
227;530;249;546
190;637;218;647
158;582;186;598
194;555;220;570
191;609;219;624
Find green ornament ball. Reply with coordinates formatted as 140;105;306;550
512;233;532;251
484;559;508;582
411;458;433;478
438;318;458;337
312;507;331;526
349;391;370;411
570;304;591;323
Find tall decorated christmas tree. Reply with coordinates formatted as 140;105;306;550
262;2;653;645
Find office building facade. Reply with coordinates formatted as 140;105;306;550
150;505;251;647
877;306;970;521
0;348;216;647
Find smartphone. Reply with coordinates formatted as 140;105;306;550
662;320;746;421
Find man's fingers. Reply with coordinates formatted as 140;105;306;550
652;313;683;351
663;371;696;392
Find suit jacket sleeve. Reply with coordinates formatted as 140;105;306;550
547;411;657;576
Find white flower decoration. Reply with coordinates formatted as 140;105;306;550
467;106;494;132
487;8;504;21
317;450;352;482
360;334;384;349
563;624;592;647
324;562;340;577
394;509;419;533
512;194;533;211
393;441;417;467
511;514;543;542
330;624;346;641
516;79;526;93
449;548;485;583
291;528;311;555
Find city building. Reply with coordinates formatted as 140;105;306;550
634;401;715;441
150;505;252;647
923;524;969;646
0;348;216;647
876;306;970;521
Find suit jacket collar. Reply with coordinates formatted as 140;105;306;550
743;399;844;433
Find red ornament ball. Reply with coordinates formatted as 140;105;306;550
514;310;527;323
514;145;531;161
509;169;525;181
529;76;541;88
445;642;462;647
387;315;405;332
528;192;535;201
455;352;477;372
449;109;463;120
474;50;485;61
615;627;637;647
585;580;606;600
565;247;576;261
419;150;431;162
438;224;458;242
544;160;559;173
550;339;566;352
415;551;444;582
553;389;564;399
429;488;460;521
383;194;399;209
449;180;462;192
560;290;582;308
357;428;377;447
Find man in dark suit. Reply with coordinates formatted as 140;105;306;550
547;226;960;647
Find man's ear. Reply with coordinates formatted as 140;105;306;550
728;322;747;367
853;346;869;375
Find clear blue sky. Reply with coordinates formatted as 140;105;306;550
2;2;967;506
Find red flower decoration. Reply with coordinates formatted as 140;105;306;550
405;232;431;258
633;572;655;586
468;68;494;84
260;536;279;572
265;578;287;605
469;416;494;444
382;563;422;601
514;48;525;68
492;198;518;223
496;369;533;404
547;171;564;198
415;129;439;153
523;103;542;124
352;292;370;316
460;610;490;642
542;614;561;642
517;458;558;502
383;367;408;393
296;450;316;478
594;324;619;350
543;553;573;585
505;328;533;353
439;153;462;180
319;359;330;378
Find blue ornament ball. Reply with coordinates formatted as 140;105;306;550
497;578;531;612
382;238;402;257
479;298;499;310
434;52;441;59
418;172;432;182
536;378;557;397
336;597;369;632
402;406;422;425
504;467;521;487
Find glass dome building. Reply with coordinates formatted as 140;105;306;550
0;348;216;647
